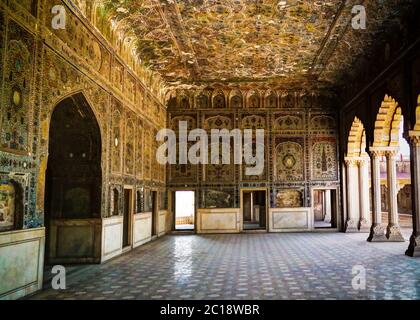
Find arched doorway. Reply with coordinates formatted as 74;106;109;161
44;93;102;264
369;95;411;242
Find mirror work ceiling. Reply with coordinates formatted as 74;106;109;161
101;0;413;89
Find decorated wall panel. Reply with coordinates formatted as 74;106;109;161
136;119;143;180
168;89;339;209
45;0;112;81
111;100;122;174
201;188;235;209
311;138;338;181
0;182;16;231
1;19;34;154
274;139;304;182
0;1;167;229
273;114;305;132
124;116;135;176
0;9;4;90
275;189;304;208
143;127;152;181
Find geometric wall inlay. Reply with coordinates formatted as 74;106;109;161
274;115;304;131
1;21;35;153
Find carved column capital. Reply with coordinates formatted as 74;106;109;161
368;149;384;158
344;157;358;167
358;157;370;167
369;147;399;159
384;149;399;159
408;131;420;146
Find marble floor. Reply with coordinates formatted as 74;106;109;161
30;231;420;300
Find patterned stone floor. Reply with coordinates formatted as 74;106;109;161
30;231;420;300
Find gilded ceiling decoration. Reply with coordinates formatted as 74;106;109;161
99;0;414;90
99;0;411;87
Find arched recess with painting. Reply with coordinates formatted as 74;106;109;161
44;93;103;264
344;116;371;233
0;179;24;232
368;95;412;242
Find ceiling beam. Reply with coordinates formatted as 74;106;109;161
154;0;200;80
310;0;353;78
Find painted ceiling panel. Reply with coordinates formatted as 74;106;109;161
100;0;414;89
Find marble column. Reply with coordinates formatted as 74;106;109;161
345;159;359;232
385;150;405;242
367;150;387;241
406;134;420;256
324;190;332;223
358;158;370;232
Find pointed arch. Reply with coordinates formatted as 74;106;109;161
45;93;103;221
347;117;367;157
264;89;278;108
246;90;260;108
229;89;243;108
373;95;404;147
195;90;210;109
212;90;226;108
178;91;191;109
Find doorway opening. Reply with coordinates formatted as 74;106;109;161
174;191;195;231
313;189;337;228
242;190;267;230
123;189;133;248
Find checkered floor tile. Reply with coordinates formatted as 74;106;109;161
30;231;420;300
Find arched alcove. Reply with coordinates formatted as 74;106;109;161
44;93;102;263
45;93;102;219
112;188;120;216
0;180;24;231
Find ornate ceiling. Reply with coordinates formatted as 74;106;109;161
101;0;414;90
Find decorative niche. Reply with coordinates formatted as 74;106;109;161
111;187;120;216
136;189;143;213
0;177;25;232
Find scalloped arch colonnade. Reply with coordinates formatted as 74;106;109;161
343;95;420;256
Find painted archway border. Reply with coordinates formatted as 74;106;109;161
36;89;111;218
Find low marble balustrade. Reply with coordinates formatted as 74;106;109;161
197;208;241;234
268;208;314;232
